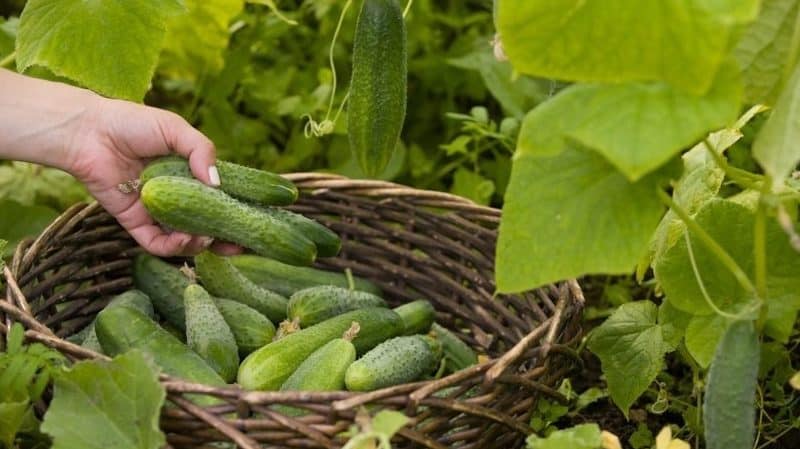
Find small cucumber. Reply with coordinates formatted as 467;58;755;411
277;323;360;416
195;250;288;323
345;335;442;391
230;254;382;297
184;284;239;382
393;300;435;335
237;307;404;391
430;323;478;373
288;285;386;327
132;253;191;331
213;297;276;356
81;290;155;353
703;320;759;449
141;156;298;206
141;176;316;266
348;0;408;177
95;306;226;387
259;207;341;257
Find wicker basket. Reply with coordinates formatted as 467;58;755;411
1;173;584;449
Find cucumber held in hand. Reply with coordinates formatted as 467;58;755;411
95;306;226;387
132;253;191;331
141;176;316;265
184;284;239;382
345;335;442;392
237;307;404;391
81;290;155;353
393;299;435;335
231;254;382;297
141;155;298;206
259;207;341;257
276;322;360;416
288;285;386;327
195;250;288;323
213;297;276;356
348;0;407;177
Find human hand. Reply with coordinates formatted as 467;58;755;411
65;97;240;257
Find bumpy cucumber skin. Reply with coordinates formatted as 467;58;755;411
81;290;154;353
95;306;226;387
237;307;404;391
141;156;298;206
348;0;407;177
231;254;382;297
288;285;387;327
195;250;288;323
393;300;435;335
277;338;356;416
141;177;316;266
184;285;239;382
345;335;442;392
213;297;276;356
430;323;478;373
260;207;341;257
132;253;191;331
703;320;759;449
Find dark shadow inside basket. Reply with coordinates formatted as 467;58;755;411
7;183;584;449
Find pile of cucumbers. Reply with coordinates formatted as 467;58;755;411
69;156;478;402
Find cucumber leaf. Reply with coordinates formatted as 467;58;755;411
41;350;166;449
753;62;800;185
525;423;602;449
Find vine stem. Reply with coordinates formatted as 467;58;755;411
403;0;415;17
656;189;757;296
703;139;762;190
0;51;16;69
323;0;353;123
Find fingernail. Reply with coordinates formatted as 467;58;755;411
208;166;221;186
200;237;214;248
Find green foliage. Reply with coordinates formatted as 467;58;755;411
41;350;166;449
341;409;409;449
16;0;184;101
525;423;602;449
497;0;758;94
0;200;57;256
586;301;677;417
753;62;800;185
0;162;89;210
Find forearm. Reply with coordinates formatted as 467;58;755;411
0;68;99;171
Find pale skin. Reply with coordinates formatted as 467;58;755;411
0;68;238;256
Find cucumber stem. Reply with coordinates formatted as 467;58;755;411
274;317;301;341
345;268;356;291
343;321;361;341
179;263;198;283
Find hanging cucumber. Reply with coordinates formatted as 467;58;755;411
348;0;407;177
140;176;316;265
141;156;298;206
703;320;759;449
183;284;239;382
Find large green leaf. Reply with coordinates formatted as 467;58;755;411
753;62;800;185
655;200;800;342
685;314;731;369
496;148;674;293
0;17;17;59
496;0;759;94
0;200;58;256
0;400;31;448
159;0;245;82
734;0;800;105
16;0;184;101
516;64;741;181
525;423;602;449
587;301;674;416
41;350;166;449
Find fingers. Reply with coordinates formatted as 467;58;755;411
210;241;244;256
154;109;219;187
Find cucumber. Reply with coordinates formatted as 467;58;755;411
230;254;382;297
393;300;435;335
348;0;407;177
184;284;239;382
345;335;442;391
259;207;341;258
132;253;191;331
141;176;316;266
288;285;386;327
277;323;360;416
195;250;288;323
95;306;226;387
430;323;478;373
141;156;298;206
81;290;155;353
237;307;404;391
703;320;759;449
213;297;276;356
